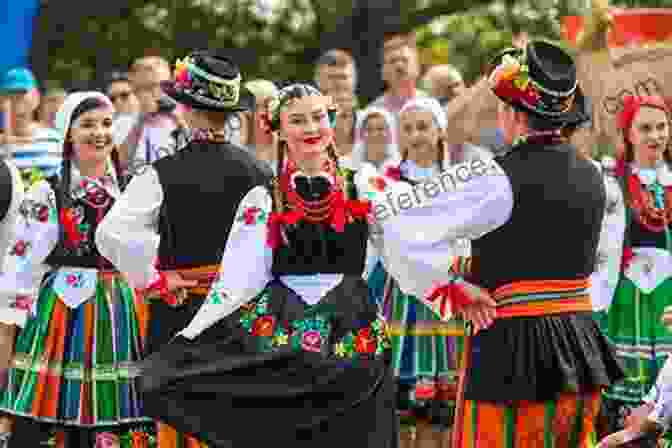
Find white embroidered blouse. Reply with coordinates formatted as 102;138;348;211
0;162;119;327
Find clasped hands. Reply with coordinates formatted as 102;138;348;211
451;280;497;334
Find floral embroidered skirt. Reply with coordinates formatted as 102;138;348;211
381;277;464;428
0;271;152;431
140;276;397;448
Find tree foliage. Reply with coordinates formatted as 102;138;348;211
415;0;672;85
32;0;672;97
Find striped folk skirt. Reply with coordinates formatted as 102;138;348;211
599;278;672;405
459;391;601;447
383;277;464;426
0;271;151;429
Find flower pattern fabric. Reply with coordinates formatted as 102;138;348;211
239;291;390;360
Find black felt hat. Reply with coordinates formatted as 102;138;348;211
161;49;255;112
488;40;590;127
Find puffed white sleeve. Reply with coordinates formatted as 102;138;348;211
0;161;25;271
371;158;513;299
179;186;273;339
355;165;384;279
590;172;626;312
0;180;59;326
95;167;163;289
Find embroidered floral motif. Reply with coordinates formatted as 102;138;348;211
369;177;388;192
237;206;267;225
238;293;389;359
290;317;330;354
19;167;47;188
10;295;33;311
333;317;391;359
385;166;402;181
19;200;53;223
66;272;85;288
10;240;30;257
252;315;276;337
300;330;323;352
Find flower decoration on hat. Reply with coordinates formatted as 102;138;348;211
171;54;242;107
489;51;541;107
174;57;193;88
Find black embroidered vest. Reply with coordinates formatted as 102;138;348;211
470;143;605;291
43;177;116;269
270;172;368;276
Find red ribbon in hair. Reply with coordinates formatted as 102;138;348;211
618;95;670;133
614;155;627;177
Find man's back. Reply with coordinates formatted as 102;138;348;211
153;140;270;269
472;143;606;291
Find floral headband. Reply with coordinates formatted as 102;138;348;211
173;55;241;106
488;47;576;116
262;84;337;133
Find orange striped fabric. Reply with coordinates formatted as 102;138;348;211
461;390;601;448
493;279;593;319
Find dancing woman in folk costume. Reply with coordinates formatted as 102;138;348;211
597;95;672;443
137;83;481;447
372;40;624;447
96;50;270;448
0;92;152;448
357;97;473;448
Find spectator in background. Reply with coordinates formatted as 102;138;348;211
103;70;139;117
332;89;359;167
36;85;66;128
314;48;357;96
0;68;61;186
370;31;426;128
421;64;465;107
115;56;182;172
243;79;278;168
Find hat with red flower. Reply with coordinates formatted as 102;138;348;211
487;40;590;127
162;49;255;112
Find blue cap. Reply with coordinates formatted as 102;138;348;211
0;67;38;93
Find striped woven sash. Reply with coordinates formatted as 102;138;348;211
493;278;592;319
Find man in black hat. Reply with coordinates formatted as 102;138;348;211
96;49;270;446
373;40;624;446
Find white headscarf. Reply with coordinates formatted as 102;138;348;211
53;91;119;195
399;97;447;131
350;106;400;172
55;91;113;143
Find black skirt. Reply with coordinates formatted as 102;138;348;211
139;276;397;448
465;312;625;402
